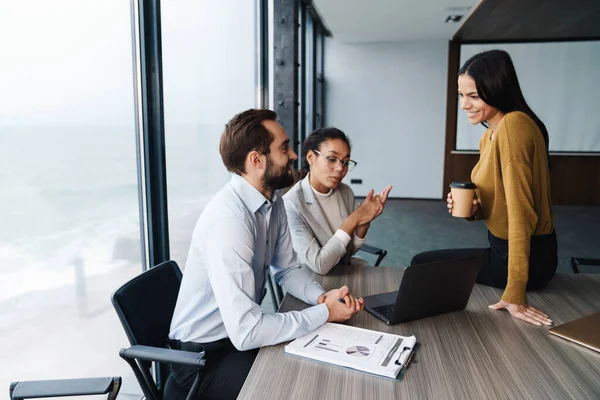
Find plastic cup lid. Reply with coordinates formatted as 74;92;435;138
449;181;476;189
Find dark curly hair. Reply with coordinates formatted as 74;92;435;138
301;127;352;173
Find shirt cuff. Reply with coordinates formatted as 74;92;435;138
334;229;352;246
305;284;327;306
353;233;366;248
304;303;329;326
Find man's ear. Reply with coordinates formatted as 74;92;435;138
246;150;266;171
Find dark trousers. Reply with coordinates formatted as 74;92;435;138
410;230;557;292
167;337;258;400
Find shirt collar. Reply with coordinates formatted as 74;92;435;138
230;174;278;213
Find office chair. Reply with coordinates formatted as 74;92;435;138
570;257;600;273
10;377;121;399
112;260;206;400
358;244;388;267
267;243;388;309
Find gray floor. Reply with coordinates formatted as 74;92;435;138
262;199;600;312
364;199;600;274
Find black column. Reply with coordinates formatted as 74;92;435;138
273;0;299;166
130;0;169;270
258;0;269;109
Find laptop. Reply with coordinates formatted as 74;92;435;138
364;255;482;324
549;312;600;353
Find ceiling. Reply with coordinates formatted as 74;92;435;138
311;0;482;43
312;0;600;44
454;0;600;42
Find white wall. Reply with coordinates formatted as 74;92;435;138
324;39;448;198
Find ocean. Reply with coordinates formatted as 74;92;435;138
0;123;229;309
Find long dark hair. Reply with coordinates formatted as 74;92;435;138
459;50;550;158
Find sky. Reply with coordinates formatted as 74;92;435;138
0;1;135;126
0;0;257;127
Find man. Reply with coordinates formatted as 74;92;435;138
168;109;364;399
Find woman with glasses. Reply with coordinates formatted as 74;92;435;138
283;128;392;275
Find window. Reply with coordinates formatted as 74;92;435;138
161;1;259;267
0;0;140;391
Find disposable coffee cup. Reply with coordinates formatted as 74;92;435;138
449;182;476;218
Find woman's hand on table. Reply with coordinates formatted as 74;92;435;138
489;300;553;326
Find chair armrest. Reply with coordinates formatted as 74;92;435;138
570;257;600;273
10;377;121;400
358;244;388;267
120;344;206;367
359;244;384;255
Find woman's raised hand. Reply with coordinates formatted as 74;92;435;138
373;184;393;205
354;190;384;225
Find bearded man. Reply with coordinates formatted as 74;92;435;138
167;109;364;399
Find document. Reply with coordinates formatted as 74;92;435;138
285;323;416;379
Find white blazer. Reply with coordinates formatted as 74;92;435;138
283;175;369;275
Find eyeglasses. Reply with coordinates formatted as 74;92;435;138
313;150;357;172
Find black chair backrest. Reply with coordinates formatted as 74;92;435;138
112;260;182;348
111;260;183;393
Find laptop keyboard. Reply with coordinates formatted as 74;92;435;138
372;304;395;319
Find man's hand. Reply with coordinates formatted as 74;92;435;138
489;300;553;326
317;285;364;322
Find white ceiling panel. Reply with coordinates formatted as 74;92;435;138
312;0;482;43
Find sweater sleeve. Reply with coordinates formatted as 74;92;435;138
499;114;539;304
501;160;538;304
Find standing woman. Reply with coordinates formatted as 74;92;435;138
284;128;392;275
411;50;557;326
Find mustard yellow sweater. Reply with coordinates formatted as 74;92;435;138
471;111;553;305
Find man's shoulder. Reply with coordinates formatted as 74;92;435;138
198;184;251;226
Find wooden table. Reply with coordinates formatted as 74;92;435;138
239;265;600;399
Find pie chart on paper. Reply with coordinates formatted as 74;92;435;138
346;345;370;357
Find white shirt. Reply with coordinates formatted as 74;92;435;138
169;174;328;351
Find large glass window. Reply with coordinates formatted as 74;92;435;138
161;2;258;268
0;0;141;393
